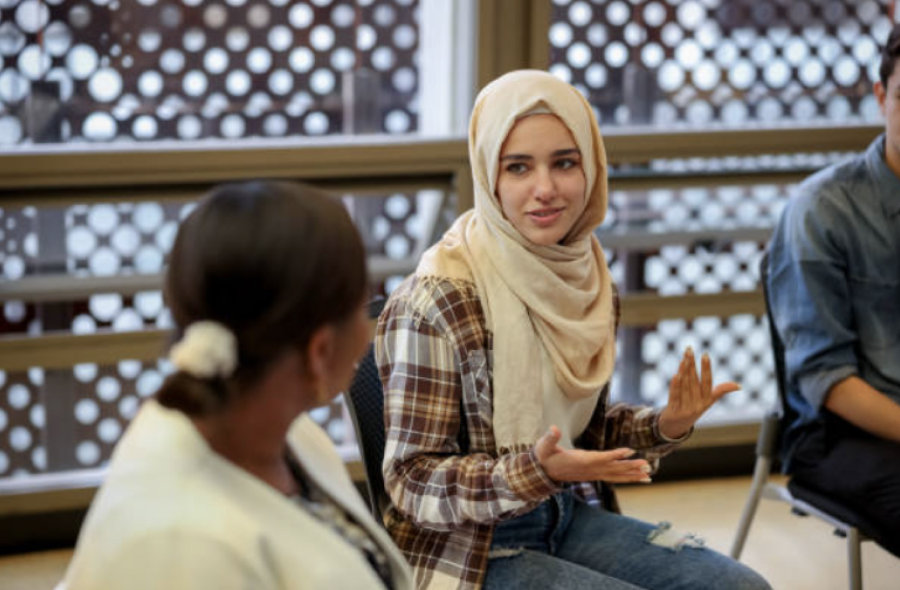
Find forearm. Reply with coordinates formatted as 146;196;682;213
824;376;900;443
384;446;557;530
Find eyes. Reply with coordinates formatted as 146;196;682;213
503;156;581;176
556;157;580;171
504;162;529;175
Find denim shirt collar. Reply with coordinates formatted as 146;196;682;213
865;133;900;216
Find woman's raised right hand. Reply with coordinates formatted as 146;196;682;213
534;425;652;484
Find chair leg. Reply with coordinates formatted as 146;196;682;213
846;527;862;590
730;457;771;559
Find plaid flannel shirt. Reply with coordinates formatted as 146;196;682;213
374;275;688;590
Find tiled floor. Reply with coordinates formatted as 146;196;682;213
1;474;898;589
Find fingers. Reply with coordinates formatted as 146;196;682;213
676;349;736;407
604;473;653;484
701;352;712;399
534;425;563;464
671;347;702;407
712;381;741;400
606;447;637;460
540;445;653;483
668;355;685;411
581;448;651;482
690;348;703;405
600;457;653;483
695;352;740;403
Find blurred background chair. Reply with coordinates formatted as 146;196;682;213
730;252;880;590
344;297;391;525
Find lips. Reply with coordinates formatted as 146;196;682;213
526;207;564;226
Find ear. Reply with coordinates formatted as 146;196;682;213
304;324;337;384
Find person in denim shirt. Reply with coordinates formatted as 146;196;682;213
767;25;900;558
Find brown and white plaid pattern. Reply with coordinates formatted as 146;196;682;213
375;275;687;590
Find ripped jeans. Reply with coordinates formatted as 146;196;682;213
483;490;770;590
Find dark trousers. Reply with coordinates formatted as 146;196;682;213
791;413;900;558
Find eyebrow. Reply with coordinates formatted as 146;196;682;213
500;148;581;161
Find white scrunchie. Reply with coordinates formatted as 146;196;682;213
169;321;238;379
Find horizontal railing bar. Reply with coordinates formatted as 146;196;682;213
602;123;880;164
0;291;765;370
0;329;169;372
0;468;104;516
680;420;760;449
0;137;470;190
0;176;457;208
0;274;163;302
608;168;813;191
598;227;772;250
619;290;765;326
0;256;416;303
0;125;879;191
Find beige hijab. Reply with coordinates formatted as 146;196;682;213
417;69;615;452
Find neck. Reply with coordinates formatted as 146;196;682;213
193;399;298;495
192;358;312;495
885;136;900;181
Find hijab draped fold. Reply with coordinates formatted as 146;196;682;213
417;70;615;451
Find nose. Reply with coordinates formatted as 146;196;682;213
533;166;555;201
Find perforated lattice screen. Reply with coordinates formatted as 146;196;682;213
549;0;891;126
0;0;419;144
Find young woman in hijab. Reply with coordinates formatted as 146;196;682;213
59;181;413;590
375;71;770;590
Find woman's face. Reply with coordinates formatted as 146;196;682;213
495;114;587;246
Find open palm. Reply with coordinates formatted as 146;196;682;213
658;348;740;440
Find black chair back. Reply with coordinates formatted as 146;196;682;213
733;251;878;584
758;252;799;458
758;252;881;540
344;297;391;523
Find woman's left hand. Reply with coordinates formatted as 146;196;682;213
658;347;740;440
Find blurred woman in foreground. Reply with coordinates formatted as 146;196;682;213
59;180;413;589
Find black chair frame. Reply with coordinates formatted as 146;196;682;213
730;252;877;590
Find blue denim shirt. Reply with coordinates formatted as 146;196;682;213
767;134;900;467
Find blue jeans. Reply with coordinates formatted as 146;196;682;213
483;491;770;590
